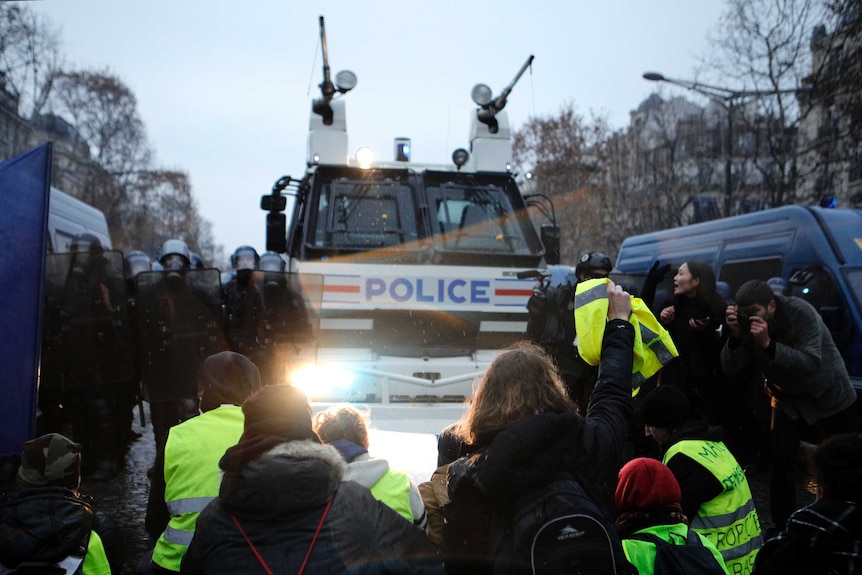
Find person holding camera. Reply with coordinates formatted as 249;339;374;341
720;279;857;535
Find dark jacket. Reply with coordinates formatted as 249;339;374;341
442;319;635;574
181;440;443;575
721;295;856;425
660;295;724;389
0;486;123;574
754;498;862;575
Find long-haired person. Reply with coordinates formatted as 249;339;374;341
441;281;637;575
657;260;726;419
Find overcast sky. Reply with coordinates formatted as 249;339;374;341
30;0;726;260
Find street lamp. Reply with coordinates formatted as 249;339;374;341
642;71;796;217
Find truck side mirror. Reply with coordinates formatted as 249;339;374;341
541;224;560;266
261;195;287;211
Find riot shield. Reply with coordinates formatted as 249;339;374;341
253;270;321;345
41;249;134;388
136;268;225;402
237;271;321;386
222;270;267;357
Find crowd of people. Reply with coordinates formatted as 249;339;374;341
2;247;861;574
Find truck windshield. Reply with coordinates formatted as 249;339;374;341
425;180;532;255
310;176;419;250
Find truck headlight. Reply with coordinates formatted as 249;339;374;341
290;364;355;398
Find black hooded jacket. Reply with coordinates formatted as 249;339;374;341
442;320;635;574
181;439;443;575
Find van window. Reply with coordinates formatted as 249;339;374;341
54;230;76;253
789;266;853;345
719;258;783;296
846;269;862;312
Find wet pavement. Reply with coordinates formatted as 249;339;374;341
77;408;813;575
79;410;154;575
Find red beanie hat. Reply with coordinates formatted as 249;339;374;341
615;457;681;514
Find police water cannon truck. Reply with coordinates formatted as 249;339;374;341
261;17;558;431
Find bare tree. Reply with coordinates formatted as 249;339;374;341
46;69;221;259
0;4;63;118
794;1;862;205
512;103;614;261
131;169;220;261
47;69;153;241
706;0;829;207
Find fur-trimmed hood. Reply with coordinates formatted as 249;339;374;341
219;440;348;521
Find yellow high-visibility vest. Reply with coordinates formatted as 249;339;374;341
621;522;729;575
574;278;678;396
370;469;413;522
153;405;245;572
664;440;763;575
82;530;112;575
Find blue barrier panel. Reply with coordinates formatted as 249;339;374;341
0;143;52;457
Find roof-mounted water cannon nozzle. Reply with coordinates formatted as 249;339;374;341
311;16;358;125
473;54;534;134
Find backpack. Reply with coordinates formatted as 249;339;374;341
508;479;632;575
417;462;451;547
628;526;726;575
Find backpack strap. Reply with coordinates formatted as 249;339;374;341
232;495;334;575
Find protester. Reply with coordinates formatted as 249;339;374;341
180;384;442;574
615;457;728;575
721;279;858;532
312;405;428;531
657;260;726;419
753;432;862;574
440;281;636;574
640;384;763;574
0;433;124;575
141;351;262;575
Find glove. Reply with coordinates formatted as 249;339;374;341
640;261;672;308
647;260;672;284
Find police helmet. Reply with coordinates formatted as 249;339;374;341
259;251;286;272
231;245;260;271
575;252;613;280
124;250;151;278
70;232;103;253
158;239;191;271
190;252;205;270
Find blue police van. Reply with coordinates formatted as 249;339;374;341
614;205;862;392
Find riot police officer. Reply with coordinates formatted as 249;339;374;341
575;251;613;283
137;239;224;465
43;233;126;481
222;246;263;357
190;252;206;270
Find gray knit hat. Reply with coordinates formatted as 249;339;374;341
16;433;82;489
